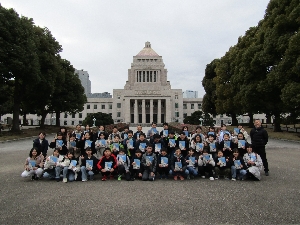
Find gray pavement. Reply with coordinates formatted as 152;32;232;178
0;139;300;225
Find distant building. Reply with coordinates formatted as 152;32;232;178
183;90;198;98
75;69;91;96
88;92;112;98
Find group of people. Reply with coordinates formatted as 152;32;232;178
21;119;269;182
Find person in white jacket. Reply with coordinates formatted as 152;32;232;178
43;148;64;181
198;149;215;180
243;145;263;180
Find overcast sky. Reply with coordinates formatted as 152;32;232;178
2;0;270;97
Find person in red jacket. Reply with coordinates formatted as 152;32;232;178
97;148;117;181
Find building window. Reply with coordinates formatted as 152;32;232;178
198;104;202;109
154;71;156;82
71;121;75;125
87;104;90;109
150;71;152;82
117;96;120;99
183;113;187;118
139;71;142;82
183;104;187;109
79;120;82;124
175;95;178;99
147;71;149;82
64;121;67;125
175;112;179;117
117;103;121;108
175;103;178;108
79;113;82;118
64;113;68;118
109;104;112;109
191;104;194;109
117;112;121;117
72;113;75;118
161;102;165;108
220;114;223;118
94;104;97;109
101;105;105;109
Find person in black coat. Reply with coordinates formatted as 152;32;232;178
49;132;68;156
33;132;49;157
250;119;269;176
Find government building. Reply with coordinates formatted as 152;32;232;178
80;41;203;126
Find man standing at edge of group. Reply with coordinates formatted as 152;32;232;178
250;119;269;176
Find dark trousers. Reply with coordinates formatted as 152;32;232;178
157;167;169;176
118;165;131;181
198;164;214;177
253;146;269;172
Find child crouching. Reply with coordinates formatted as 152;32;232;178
97;148;117;181
21;147;44;180
116;148;131;181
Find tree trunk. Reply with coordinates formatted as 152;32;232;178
248;113;254;128
40;111;48;128
273;113;282;132
266;113;272;124
11;80;21;132
23;113;27;126
56;111;60;127
231;113;238;126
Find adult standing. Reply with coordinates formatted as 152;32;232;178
33;132;49;157
250;119;269;176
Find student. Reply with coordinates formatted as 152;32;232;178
198;149;215;180
205;134;217;159
93;125;108;142
157;148;169;179
207;127;216;140
170;148;188;180
190;134;203;156
243;145;263;180
84;124;92;134
214;150;230;179
230;149;247;181
116;148;131;181
120;126;129;141
218;133;233;158
59;150;80;183
218;124;231;143
97;148;117;181
147;122;159;139
73;124;83;140
185;148;198;179
59;126;68;140
43;148;63;181
182;126;190;137
123;130;136;158
81;147;99;182
238;124;250;143
160;122;170;138
108;126;120;143
49;132;68;156
232;132;248;157
33;132;49;157
176;132;189;158
133;125;143;140
191;126;205;142
95;132;108;159
21;147;44;180
78;132;96;156
135;133;150;154
162;130;177;156
109;134;124;156
151;134;164;156
129;149;143;181
141;145;157;181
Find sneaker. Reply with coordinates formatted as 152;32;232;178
159;175;163;179
231;178;236;181
31;175;35;181
179;176;184;181
187;175;190;180
55;178;60;182
209;177;214;180
215;176;219;180
130;177;134;181
174;176;178;180
265;172;269;176
101;176;107;181
110;175;114;180
201;176;205;179
117;175;122;181
63;178;67;183
82;179;87;182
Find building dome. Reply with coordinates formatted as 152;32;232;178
136;41;159;57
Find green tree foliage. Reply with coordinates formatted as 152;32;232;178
183;111;214;126
82;112;114;127
0;6;40;131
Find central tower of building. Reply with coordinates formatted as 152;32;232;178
113;42;183;125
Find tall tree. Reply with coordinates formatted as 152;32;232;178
0;6;40;131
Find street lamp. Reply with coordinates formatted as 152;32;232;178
92;117;96;127
199;118;203;126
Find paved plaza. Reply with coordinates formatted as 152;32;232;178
0;136;300;225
